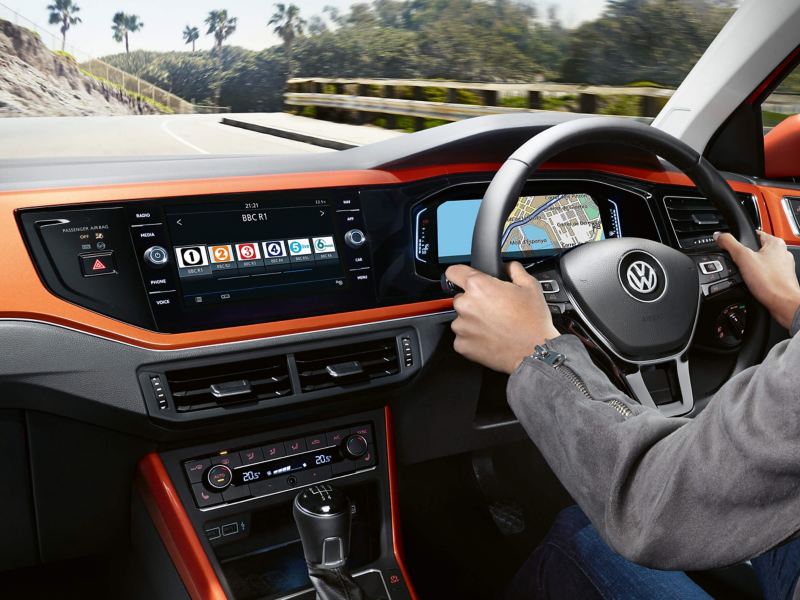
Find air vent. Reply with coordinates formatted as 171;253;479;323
664;194;759;249
294;338;400;392
165;355;292;412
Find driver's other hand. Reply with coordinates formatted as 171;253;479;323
715;230;800;329
446;262;560;374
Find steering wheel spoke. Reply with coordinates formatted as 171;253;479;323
625;357;694;417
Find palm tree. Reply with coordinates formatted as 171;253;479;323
269;4;306;50
205;10;237;53
47;0;81;52
111;12;144;54
268;3;306;76
183;25;200;52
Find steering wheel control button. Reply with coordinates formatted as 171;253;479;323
618;251;667;303
192;483;222;508
540;280;559;294
344;434;369;459
440;274;464;295
79;252;116;277
698;260;723;276
344;229;366;249
205;464;233;490
143;245;169;267
709;279;735;295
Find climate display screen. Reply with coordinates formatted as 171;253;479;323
164;197;347;307
437;193;610;264
233;448;343;485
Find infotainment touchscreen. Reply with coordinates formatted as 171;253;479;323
164;197;346;308
436;193;610;264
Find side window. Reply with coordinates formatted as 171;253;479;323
762;64;800;180
762;67;800;132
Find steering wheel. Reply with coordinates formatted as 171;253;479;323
471;117;768;416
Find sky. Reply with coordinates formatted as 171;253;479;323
0;0;607;59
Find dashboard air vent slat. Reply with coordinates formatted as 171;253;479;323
165;356;292;412
295;338;400;392
664;194;759;249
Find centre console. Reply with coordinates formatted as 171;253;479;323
140;408;415;600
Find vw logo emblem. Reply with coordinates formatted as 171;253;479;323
626;261;658;294
618;251;667;302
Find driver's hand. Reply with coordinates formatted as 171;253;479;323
715;230;800;329
445;262;560;374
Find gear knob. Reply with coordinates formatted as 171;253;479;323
293;484;352;568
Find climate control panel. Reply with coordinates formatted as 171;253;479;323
184;423;376;509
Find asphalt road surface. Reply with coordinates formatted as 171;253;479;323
0;113;333;159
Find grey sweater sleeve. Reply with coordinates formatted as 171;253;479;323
507;330;800;571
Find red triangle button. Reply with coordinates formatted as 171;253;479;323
92;258;106;271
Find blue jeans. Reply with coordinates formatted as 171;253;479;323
506;505;800;600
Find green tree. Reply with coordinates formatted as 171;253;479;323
560;0;733;85
111;12;144;54
205;10;237;53
183;25;200;52
268;3;306;75
47;0;81;52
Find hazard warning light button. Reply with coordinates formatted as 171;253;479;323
79;252;116;277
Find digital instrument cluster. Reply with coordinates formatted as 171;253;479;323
413;179;660;279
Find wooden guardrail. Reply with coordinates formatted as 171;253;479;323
285;77;675;130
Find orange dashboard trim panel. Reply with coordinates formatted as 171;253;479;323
137;453;228;600
0;162;770;349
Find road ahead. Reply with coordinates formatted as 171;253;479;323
0;113;334;159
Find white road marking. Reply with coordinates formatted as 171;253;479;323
160;118;209;154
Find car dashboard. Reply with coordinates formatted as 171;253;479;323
0;113;797;600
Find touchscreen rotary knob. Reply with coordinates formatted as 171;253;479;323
343;434;368;459
344;229;366;249
143;245;169;267
205;464;233;491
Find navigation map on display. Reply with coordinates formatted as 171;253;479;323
436;193;605;263
501;193;604;255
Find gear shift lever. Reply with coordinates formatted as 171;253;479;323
293;484;368;600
